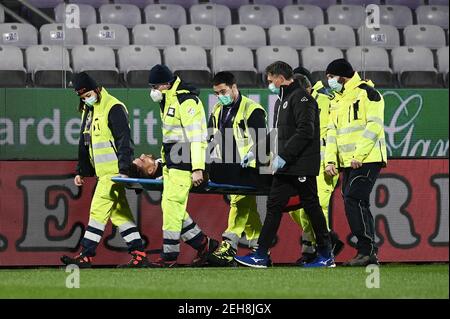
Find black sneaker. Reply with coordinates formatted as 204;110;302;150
117;251;150;268
296;252;317;265
208;241;237;267
330;231;345;258
343;253;379;267
192;237;220;267
61;253;92;268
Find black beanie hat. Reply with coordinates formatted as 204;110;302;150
148;64;174;85
326;59;355;78
73;72;98;96
293;66;313;85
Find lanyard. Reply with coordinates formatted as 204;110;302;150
219;105;235;131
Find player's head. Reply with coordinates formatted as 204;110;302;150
133;154;158;178
73;72;101;111
212;71;239;106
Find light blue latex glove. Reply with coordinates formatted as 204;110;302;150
241;151;255;168
272;155;286;172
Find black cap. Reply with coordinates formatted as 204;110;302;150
73;72;98;96
148;64;174;85
325;59;355;78
293;66;313;85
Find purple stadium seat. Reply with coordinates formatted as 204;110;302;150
341;0;380;5
27;0;65;8
69;0;110;8
297;0;336;10
158;0;199;8
210;0;250;9
385;0;425;9
253;0;293;8
429;0;449;5
114;0;154;8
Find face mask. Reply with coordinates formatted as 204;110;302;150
328;77;343;92
218;94;233;106
268;83;280;94
83;95;97;106
150;89;163;103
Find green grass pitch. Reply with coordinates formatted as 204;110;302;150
0;264;447;299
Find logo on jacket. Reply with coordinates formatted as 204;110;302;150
298;176;307;183
282;102;288;109
301;97;308;102
167;107;175;117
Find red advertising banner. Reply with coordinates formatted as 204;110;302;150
0;159;448;266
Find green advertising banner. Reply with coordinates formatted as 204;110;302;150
0;88;448;160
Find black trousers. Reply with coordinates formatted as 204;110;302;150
258;174;331;255
341;162;382;256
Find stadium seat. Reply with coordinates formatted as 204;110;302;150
0;23;38;49
178;24;221;49
385;0;424;9
253;0;293;8
282;5;324;29
27;0;65;8
297;0;336;10
429;0;449;5
357;25;400;49
437;46;449;86
55;3;97;28
301;46;344;83
313;24;355;49
268;24;311;49
117;45;161;87
164;45;211;87
238;5;280;29
144;4;186;28
392;46;440;88
114;0;154;8
69;0;109;8
99;4;142;28
416;5;449;29
158;0;199;8
189;4;231;29
327;5;366;29
86;24;129;49
25;45;72;87
341;0;380;5
379;5;413;28
40;23;84;49
0;6;4;24
256;46;299;75
132;24;175;48
346;46;395;88
0;45;27;87
223;24;266;49
404;25;446;49
72;45;120;87
210;0;250;9
211;45;257;87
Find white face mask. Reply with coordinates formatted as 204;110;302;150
150;89;163;102
83;95;97;106
328;76;343;92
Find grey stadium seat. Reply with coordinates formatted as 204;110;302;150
40;23;84;49
392;46;440;88
0;23;37;49
357;25;400;49
211;45;257;87
144;4;186;28
282;5;324;29
238;5;280;29
253;0;293;8
114;0;154;8
437;46;449;86
25;45;72;87
189;4;231;29
158;0;199;8
379;5;413;28
327;5;366;29
0;5;4;23
297;0;336;10
69;0;109;8
268;24;311;50
55;3;97;28
99;4;142;28
86;24;129;49
313;24;355;49
210;0;250;9
223;24;266;49
404;25;446;49
164;45;211;87
178;24;221;49
416;5;449;29
71;45;120;87
301;46;344;83
118;45;161;87
132;24;175;48
347;46;395;88
0;45;26;87
256;46;299;84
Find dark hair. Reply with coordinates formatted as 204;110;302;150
265;61;293;80
213;71;236;87
78;87;102;112
293;74;312;91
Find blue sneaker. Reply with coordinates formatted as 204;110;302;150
301;254;336;268
234;252;270;268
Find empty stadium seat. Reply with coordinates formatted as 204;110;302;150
385;0;424;8
223;24;266;49
40;23;84;48
297;0;336;10
379;5;413;28
256;46;299;74
164;45;211;87
392;46;440;87
210;0;250;9
114;0;154;8
313;24;355;49
158;0;199;8
327;5;366;29
189;4;231;29
282;5;324;28
69;0;109;8
118;45;161;87
346;46;395;87
253;0;293;8
25;45;72;87
0;23;37;49
357;25;400;49
86;24;129;49
178;24;221;49
211;45;257;87
99;4;142;28
132;24;175;48
144;4;186;28
238;5;280;29
55;3;97;28
404;25;446;49
0;45;26;87
301;46;344;83
72;45;120;87
416;5;449;29
341;0;380;5
437;46;449;86
268;24;311;49
27;0;65;8
0;6;4;24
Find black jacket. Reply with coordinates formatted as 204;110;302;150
273;80;320;176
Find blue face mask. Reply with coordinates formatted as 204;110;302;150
268;83;280;94
328;77;343;92
84;95;97;106
218;94;233;106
